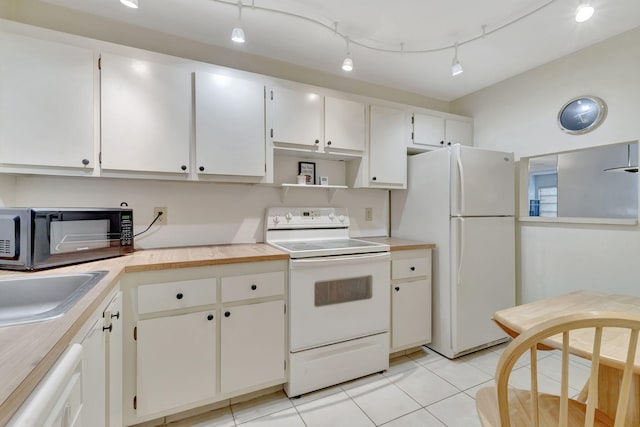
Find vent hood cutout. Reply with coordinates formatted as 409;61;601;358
603;144;638;173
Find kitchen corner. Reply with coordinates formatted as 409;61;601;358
0;244;288;426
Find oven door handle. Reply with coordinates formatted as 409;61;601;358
290;252;390;269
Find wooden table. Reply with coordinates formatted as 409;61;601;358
493;291;640;426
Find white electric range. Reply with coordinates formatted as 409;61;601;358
265;207;390;397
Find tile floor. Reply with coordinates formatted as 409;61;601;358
162;343;591;427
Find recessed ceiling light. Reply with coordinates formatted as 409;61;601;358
575;2;595;22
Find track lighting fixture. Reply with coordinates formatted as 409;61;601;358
451;43;463;77
119;0;138;8
214;0;583;77
575;1;594;22
231;1;245;43
341;38;353;72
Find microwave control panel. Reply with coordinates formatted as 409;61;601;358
120;214;133;247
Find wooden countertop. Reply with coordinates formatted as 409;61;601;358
361;237;436;251
0;244;288;425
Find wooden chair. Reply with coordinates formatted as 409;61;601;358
476;311;640;427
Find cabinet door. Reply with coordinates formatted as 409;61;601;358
220;300;285;394
0;32;94;170
369;105;407;187
136;311;216;417
445;119;473;146
413;113;445;147
324;96;365;151
195;72;265;176
81;317;107;427
105;292;123;427
269;86;322;147
391;279;431;349
101;52;191;174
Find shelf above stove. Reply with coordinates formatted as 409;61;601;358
280;183;348;203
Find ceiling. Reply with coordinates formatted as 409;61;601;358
42;0;640;101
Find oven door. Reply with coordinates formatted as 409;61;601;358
289;252;390;352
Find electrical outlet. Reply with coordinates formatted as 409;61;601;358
365;207;373;221
153;207;168;225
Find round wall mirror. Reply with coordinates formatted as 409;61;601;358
558;96;607;135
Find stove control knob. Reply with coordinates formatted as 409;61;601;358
339;215;345;223
328;212;335;220
272;215;279;225
285;212;293;221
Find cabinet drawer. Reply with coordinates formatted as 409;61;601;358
138;278;216;314
391;258;428;280
221;271;284;302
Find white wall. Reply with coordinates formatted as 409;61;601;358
5;176;388;249
451;27;640;303
0;175;16;206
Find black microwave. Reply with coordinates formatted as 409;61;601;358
0;208;133;270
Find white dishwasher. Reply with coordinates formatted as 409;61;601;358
8;344;83;427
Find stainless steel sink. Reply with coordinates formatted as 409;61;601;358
0;271;108;327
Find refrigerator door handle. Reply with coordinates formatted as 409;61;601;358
457;218;465;286
456;150;466;214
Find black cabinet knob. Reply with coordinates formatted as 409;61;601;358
440;141;445;145
447;142;452;146
176;293;183;300
327;140;332;145
82;159;90;166
180;165;187;171
207;314;214;321
199;166;205;172
111;311;120;319
394;286;400;292
314;139;320;144
251;284;257;290
372;176;377;181
410;266;416;271
103;324;113;332
224;311;231;318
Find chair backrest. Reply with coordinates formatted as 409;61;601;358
494;311;640;427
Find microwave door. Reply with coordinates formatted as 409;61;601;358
49;219;112;254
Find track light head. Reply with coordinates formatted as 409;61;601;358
120;0;138;8
231;27;245;43
342;57;353;72
231;1;245;43
575;1;594;22
341;37;353;72
451;43;463;76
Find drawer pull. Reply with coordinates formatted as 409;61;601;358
410;266;416;271
111;311;120;320
176;293;184;300
207;314;214;321
394;286;400;292
251;284;257;290
224;311;231;318
103;324;113;332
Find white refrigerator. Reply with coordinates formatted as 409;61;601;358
391;144;516;358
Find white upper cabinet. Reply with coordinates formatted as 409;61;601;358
445;118;473;146
324;96;365;152
268;87;365;154
194;72;266;177
0;32;95;171
412;113;445;147
412;113;473;148
269;86;323;148
368;105;407;188
100;52;191;174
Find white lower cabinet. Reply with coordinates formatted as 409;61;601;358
389;249;432;352
136;311;216;417
122;261;287;425
81;291;123;427
220;300;285;394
